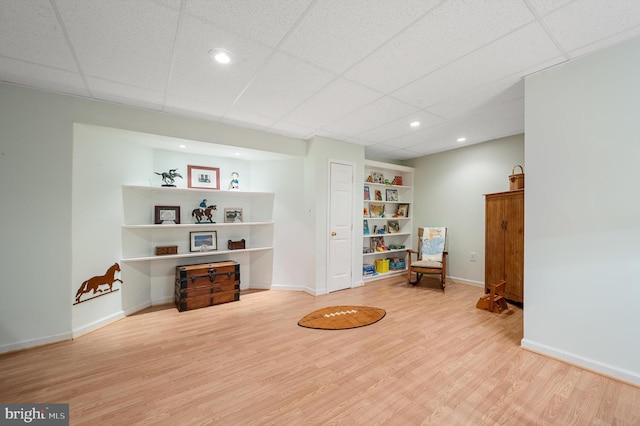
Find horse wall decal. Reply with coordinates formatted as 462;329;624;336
192;205;217;223
75;263;123;304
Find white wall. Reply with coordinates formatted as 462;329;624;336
305;136;365;295
524;37;640;385
0;83;309;353
407;135;525;285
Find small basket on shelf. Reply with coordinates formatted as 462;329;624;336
509;165;524;190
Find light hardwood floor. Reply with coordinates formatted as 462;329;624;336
1;276;639;425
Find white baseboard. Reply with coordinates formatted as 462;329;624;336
448;276;484;287
151;296;173;306
72;310;126;339
521;338;640;387
0;331;73;355
124;301;152;316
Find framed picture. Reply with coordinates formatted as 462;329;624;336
387;220;400;233
189;230;217;252
187;165;220;190
375;189;382;201
386;189;398;201
396;204;409;218
224;208;243;223
393;175;403;186
363;219;370;235
154;205;180;224
369;203;385;218
364;186;370;200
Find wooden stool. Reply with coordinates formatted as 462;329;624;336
476;280;508;313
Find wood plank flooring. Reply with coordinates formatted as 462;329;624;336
1;276;639;425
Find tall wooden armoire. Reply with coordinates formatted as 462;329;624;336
484;189;524;303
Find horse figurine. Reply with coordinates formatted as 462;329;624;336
154;168;182;186
192;205;217;223
75;263;123;303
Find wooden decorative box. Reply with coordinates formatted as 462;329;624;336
228;239;246;250
156;245;178;256
174;261;240;312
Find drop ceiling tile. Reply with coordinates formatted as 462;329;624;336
543;0;640;52
527;0;575;16
392;22;562;108
322;96;418;137
86;76;165;110
462;98;524;130
472;115;524;141
0;57;89;97
281;78;381;129
427;54;566;120
354;111;444;144
0;1;78;71
345;0;535;93
228;51;336;120
567;26;640;59
427;77;523;120
55;0;180;90
167;14;274;113
186;0;313;48
278;0;441;74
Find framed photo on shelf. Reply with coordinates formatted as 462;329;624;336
369;203;385;218
154;205;180;224
363;219;370;235
387;220;400;233
224;208;243;223
396;204;409;218
189;230;217;252
375;189;383;201
187;165;220;190
364;186;370;200
386;189;398;201
393;175;403;186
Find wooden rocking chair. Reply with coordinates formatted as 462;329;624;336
476;280;508;313
406;227;447;292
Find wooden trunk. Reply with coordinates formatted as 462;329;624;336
175;261;240;312
485;190;524;303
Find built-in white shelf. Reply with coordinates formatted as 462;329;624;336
121;246;273;263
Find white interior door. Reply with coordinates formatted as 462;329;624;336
328;162;353;293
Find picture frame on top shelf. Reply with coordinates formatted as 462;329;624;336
386;189;398;201
190;230;217;252
154;206;180;224
396;204;409;218
187;165;220;190
224;208;243;223
369;203;385;218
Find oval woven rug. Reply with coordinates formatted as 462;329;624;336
297;306;386;330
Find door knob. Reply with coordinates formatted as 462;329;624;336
331;232;337;236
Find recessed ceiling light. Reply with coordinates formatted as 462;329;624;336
409;121;421;127
457;137;467;142
209;48;232;64
178;144;187;148
234;152;240;156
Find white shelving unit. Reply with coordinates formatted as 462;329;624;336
120;185;275;299
363;160;414;281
